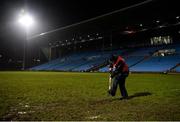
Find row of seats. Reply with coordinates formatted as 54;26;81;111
30;44;180;72
130;55;180;72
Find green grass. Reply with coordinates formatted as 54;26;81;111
0;71;180;121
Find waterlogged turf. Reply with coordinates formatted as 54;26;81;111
0;71;180;121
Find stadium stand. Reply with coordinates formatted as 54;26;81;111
175;66;180;72
130;55;180;72
30;44;180;73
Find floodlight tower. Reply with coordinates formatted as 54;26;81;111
18;9;34;70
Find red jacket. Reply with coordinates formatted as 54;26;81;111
112;56;129;73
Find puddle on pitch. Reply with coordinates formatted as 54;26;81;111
17;103;32;115
18;111;27;115
87;115;101;120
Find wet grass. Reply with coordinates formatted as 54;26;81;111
0;71;180;120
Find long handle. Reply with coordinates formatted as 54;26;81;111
109;76;112;90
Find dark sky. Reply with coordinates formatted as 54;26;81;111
0;0;148;34
0;0;179;37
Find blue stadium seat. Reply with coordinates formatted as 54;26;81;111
30;44;180;72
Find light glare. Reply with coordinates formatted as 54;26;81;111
18;14;34;28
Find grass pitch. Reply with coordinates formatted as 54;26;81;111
0;71;180;121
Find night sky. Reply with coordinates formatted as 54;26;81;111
0;0;147;34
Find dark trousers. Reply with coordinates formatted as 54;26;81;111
110;72;128;97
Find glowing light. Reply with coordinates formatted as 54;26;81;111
40;33;45;36
18;10;34;28
156;20;160;23
123;30;136;34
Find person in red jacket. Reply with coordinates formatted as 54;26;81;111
108;55;129;100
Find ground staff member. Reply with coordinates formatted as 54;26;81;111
108;55;129;100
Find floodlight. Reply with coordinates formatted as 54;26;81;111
17;9;35;70
18;13;34;28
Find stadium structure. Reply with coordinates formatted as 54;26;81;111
28;0;180;73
